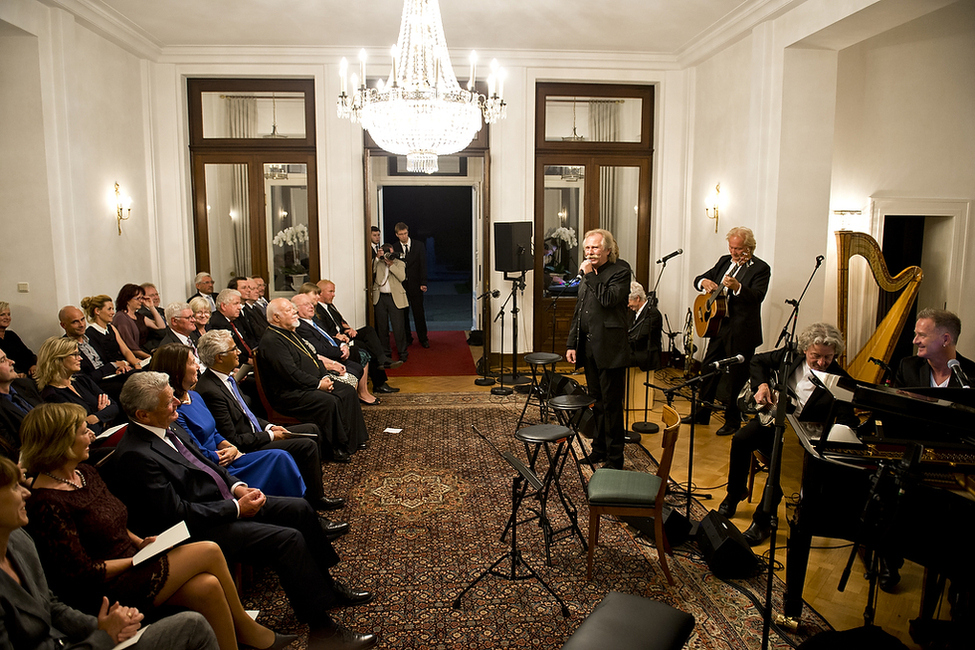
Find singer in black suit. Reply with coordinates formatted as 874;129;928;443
691;226;771;435
108;372;377;649
393;222;429;348
717;322;856;546
893;309;973;388
567;229;631;470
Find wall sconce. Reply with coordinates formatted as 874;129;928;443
115;182;132;235
706;183;721;232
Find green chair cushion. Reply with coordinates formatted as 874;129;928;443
587;468;662;507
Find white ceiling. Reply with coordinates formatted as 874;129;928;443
63;0;757;55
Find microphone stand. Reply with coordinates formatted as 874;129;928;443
501;270;531;388
759;255;823;650
474;291;497;387
633;260;671;435
490;288;515;396
544;277;577;355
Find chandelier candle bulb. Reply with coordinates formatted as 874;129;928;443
390;46;397;86
468;51;477;91
358;49;367;89
339;57;348;96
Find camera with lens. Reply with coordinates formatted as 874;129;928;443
384;251;404;261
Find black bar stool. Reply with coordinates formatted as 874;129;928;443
516;352;563;429
506;422;588;565
548;393;598;489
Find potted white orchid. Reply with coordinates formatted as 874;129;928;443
273;223;309;287
546;226;578;274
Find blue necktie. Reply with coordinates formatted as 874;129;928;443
310;320;339;348
227;377;262;434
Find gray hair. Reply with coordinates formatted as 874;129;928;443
194;272;213;285
629;281;647;303
188;296;211;314
120;371;171;418
797;322;845;357
165;301;191;323
726;226;757;253
917;308;961;345
215;288;240;307
198;329;234;367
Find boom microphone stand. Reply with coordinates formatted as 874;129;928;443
491;289;515;396
500;269;530;388
474;289;499;387
759;254;823;650
632;256;673;435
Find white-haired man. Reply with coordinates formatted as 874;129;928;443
188;272;218;312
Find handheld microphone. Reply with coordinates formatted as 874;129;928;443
476;289;501;300
947;358;971;388
710;354;745;370
656;249;683;265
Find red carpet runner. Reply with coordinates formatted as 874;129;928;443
384;330;477;377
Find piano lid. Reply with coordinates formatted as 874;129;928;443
853;383;975;446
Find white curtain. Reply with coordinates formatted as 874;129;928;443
228;98;257;274
591;100;621;235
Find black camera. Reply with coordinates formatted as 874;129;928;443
383;250;403;261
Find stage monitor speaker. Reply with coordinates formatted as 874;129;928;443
495;222;533;272
621;507;692;547
696;510;758;579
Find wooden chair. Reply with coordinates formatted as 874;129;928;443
747;449;770;502
252;351;302;426
586;404;681;585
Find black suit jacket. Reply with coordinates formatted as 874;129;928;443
0;378;42;459
257;326;326;404
749;348;857;426
241;304;269;339
567;260;631;370
195;369;272;452
107;421;243;537
628;303;662;372
188;291;218;307
695;254;771;352
314;302;347;338
208;311;257;362
296;321;345;362
394;238;427;287
157;327;198;351
893;352;975;389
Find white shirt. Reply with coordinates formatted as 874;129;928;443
210;368;275;442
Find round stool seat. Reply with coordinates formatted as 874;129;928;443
549;394;597;411
525;352;562;366
514;423;572;444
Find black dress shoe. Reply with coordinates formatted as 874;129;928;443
331;580;375;608
715;421;740;436
320;518;350;540
359;397;381;406
717;496;740;518
308;622;377;650
601;460;623;470
257;632;299;650
742;520;772;546
373;384;399;393
878;556;903;593
578;451;607;465
332;450;351;463
311;496;345;511
420;340;430;348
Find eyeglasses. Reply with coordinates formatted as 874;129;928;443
218;347;240;356
64;352;82;358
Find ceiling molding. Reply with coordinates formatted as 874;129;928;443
46;0;162;59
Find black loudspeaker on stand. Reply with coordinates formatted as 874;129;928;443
492;222;532;391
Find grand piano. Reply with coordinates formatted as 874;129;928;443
783;382;975;622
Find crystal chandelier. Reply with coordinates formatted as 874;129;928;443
337;0;506;174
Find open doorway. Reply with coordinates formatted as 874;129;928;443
379;185;476;332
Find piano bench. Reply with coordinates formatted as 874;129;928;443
561;591;695;650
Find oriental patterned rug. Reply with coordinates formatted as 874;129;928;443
242;392;832;649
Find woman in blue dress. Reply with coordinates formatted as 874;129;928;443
149;343;306;498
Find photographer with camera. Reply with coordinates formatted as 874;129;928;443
372;243;409;365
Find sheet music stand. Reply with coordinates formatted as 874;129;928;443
452;425;570;617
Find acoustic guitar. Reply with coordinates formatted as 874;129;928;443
692;256;749;337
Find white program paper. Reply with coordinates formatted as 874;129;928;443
133;521;190;566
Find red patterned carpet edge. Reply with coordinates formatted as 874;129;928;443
383;330;478;377
239;393;833;649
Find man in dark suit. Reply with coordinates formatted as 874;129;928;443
110;371;377;650
627;282;662;373
256;299;368;461
369;225;382;257
691;226;771;436
717;322;857;546
0;349;42;459
567;229;632;470
893;308;974;388
230;277;269;339
315;279;401;388
196;329;345;512
393;222;429;348
207;289;258;369
187;272;218;311
157;302;203;360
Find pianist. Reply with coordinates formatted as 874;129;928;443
893;308;974;389
717;322;858;546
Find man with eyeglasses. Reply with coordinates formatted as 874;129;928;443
158;302;206;369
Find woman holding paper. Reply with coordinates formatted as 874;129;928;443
19;403;295;650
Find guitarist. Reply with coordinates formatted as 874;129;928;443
688;226;770;436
